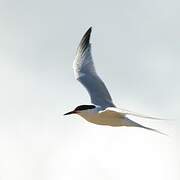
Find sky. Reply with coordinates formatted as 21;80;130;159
0;0;180;179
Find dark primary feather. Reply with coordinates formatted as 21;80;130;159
77;27;92;55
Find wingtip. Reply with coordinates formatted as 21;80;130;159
78;27;92;53
83;27;92;40
87;26;92;33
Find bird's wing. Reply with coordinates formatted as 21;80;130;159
73;27;115;108
103;107;168;120
99;107;165;134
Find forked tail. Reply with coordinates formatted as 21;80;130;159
140;125;167;136
126;118;167;136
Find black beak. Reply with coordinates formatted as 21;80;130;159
64;110;76;116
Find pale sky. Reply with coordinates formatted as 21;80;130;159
0;0;180;179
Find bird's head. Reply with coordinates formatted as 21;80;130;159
64;105;96;116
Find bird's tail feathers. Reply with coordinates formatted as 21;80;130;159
126;118;167;135
139;125;167;136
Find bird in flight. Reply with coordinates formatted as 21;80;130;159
64;27;164;134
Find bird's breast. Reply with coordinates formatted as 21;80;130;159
79;112;128;127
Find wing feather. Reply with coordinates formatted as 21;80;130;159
73;27;115;108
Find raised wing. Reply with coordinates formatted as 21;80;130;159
73;27;115;108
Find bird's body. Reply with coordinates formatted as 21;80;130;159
78;107;137;127
77;106;123;126
64;27;165;134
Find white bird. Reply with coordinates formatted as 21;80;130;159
64;27;165;134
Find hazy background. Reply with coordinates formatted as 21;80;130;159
0;0;180;179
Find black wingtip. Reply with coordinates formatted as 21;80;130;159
82;27;92;43
87;27;92;34
78;27;92;53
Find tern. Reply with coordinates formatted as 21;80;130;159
64;27;164;134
